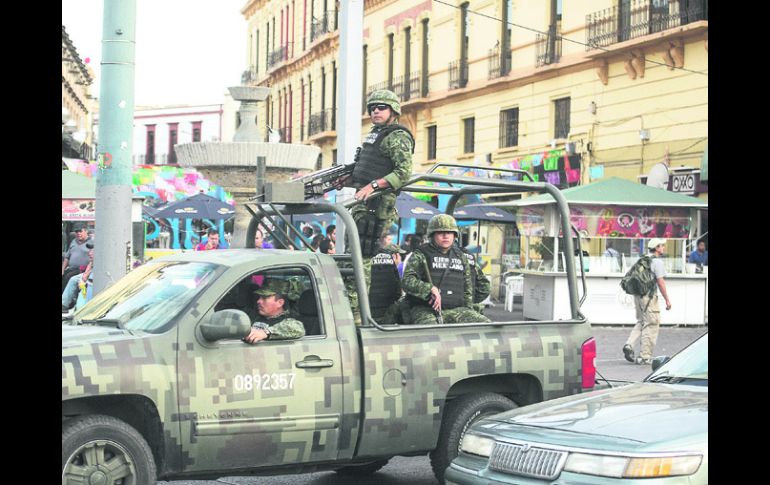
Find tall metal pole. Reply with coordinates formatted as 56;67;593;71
93;0;137;294
335;0;364;253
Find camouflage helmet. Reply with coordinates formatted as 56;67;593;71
366;89;401;115
254;278;290;298
427;214;460;238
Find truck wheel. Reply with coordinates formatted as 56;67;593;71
334;459;389;476
62;414;157;485
430;393;516;484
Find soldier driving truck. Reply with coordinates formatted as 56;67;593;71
62;165;594;485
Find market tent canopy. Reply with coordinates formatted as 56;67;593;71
489;177;708;208
62;170;96;199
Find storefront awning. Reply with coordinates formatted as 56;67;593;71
62;169;95;199
490;177;708;208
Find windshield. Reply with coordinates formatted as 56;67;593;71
74;261;221;333
646;333;708;382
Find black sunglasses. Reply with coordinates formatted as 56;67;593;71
367;104;391;113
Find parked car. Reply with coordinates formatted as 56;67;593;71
446;332;708;485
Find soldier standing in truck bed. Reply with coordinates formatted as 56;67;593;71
402;215;491;325
336;89;413;257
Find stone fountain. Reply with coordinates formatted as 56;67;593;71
175;86;320;247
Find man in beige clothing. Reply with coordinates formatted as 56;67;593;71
622;238;672;365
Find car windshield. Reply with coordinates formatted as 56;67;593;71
646;333;708;382
73;261;221;333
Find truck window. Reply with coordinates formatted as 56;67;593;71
214;267;324;337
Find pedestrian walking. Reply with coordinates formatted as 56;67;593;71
623;238;673;365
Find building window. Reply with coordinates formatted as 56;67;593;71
168;123;178;164
501;0;512;75
332;149;337;164
461;3;469;67
463;117;475;154
404;26;411;90
554;97;570;139
421;19;429;97
301;79;305;140
332;62;337;130
387;33;395;89
499;108;519;148
192;121;202;142
145;125;156;164
321;66;326;113
255;30;259;75
427;125;437;160
362;45;368;112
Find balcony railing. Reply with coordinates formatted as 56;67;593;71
586;0;708;50
449;59;469;89
267;46;288;70
310;11;336;43
308;108;336;137
488;46;512;79
391;73;421;102
536;27;562;67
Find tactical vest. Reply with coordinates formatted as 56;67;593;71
352;123;414;187
414;244;466;309
369;251;401;308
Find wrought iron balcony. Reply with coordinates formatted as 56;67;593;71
308;108;336;137
267;46;288;70
449;59;469;89
488;46;512;79
536;26;562;67
310;12;337;43
586;0;708;50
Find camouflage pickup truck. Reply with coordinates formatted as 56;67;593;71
62;171;595;484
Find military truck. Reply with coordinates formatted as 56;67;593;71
62;168;595;484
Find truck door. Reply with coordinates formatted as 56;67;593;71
176;265;344;472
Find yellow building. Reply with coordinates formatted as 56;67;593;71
242;0;707;200
62;25;96;160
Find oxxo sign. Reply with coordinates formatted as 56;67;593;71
672;173;696;194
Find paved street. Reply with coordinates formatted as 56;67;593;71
160;324;707;485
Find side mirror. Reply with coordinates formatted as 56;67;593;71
651;356;670;372
200;310;252;342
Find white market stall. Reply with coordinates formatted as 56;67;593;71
493;177;708;326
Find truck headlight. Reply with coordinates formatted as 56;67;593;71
460;434;494;457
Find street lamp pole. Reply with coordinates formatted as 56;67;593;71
93;0;137;294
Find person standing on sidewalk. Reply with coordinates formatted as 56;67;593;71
623;238;672;365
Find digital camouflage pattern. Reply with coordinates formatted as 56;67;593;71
62;248;590;481
367;89;401;115
401;246;490;324
250;310;306;341
427;214;460;237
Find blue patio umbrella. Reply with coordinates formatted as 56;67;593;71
396;192;440;220
453;204;516;222
154;193;235;220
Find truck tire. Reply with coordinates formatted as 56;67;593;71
62;414;157;485
334;458;389;476
430;392;516;484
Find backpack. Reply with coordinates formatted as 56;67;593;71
620;255;657;296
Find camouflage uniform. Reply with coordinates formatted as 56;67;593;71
349;90;413;256
401;215;491;325
463;248;491;315
250;311;305;340
250;280;306;340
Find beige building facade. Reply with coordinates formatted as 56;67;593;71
62;25;96;159
241;0;707;198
